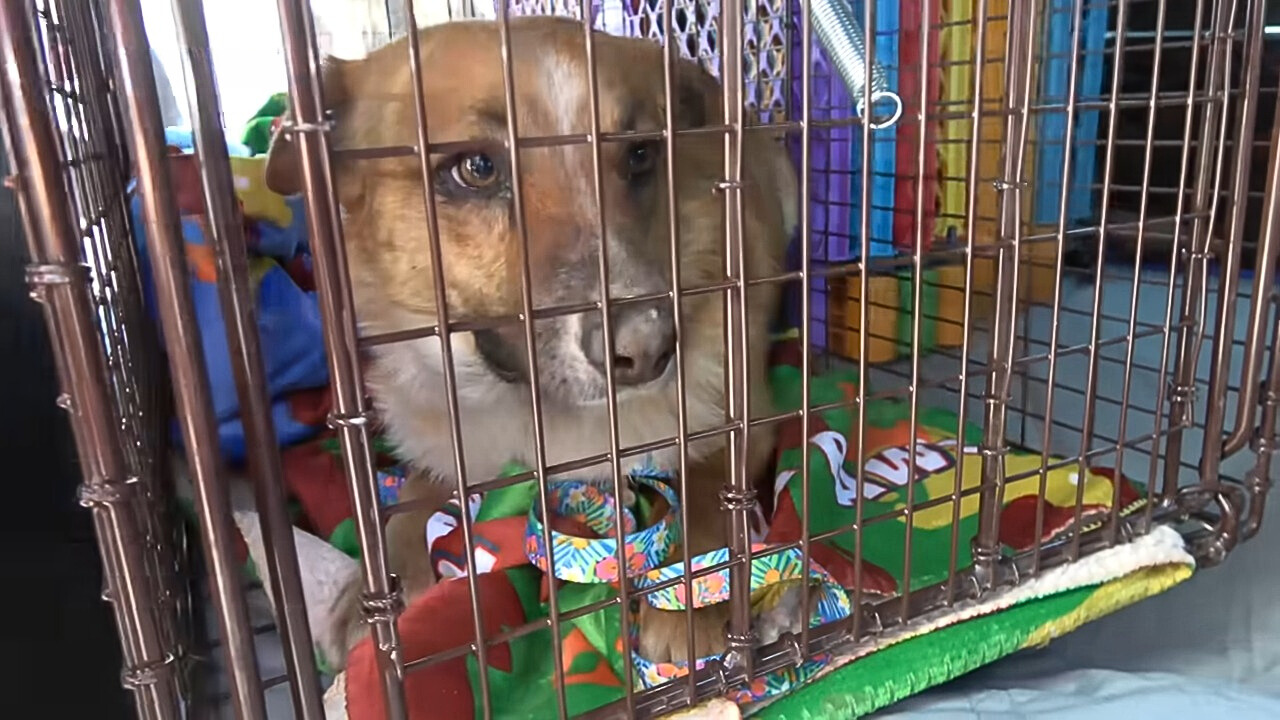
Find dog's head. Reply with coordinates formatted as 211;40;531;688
266;18;795;467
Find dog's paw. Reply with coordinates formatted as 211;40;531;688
637;600;731;665
751;580;813;646
325;571;369;671
636;581;818;665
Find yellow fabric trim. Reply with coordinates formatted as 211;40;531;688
938;0;972;235
1021;563;1194;649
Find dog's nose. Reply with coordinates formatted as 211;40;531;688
581;304;676;386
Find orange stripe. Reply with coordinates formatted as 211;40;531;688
185;240;218;284
561;627;622;688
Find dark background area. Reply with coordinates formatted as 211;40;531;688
1105;1;1280;270
1;152;132;713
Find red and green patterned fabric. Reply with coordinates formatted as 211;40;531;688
341;329;1163;719
764;332;1145;596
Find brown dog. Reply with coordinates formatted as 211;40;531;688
265;17;798;669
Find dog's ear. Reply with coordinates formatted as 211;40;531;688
673;59;722;130
670;59;798;234
263;57;355;197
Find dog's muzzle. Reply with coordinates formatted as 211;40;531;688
579;303;676;386
473;328;526;383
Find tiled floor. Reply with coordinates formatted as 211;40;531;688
200;582;328;718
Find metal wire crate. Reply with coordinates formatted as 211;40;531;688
2;0;1277;718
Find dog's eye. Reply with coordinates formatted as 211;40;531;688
451;153;499;189
627;142;658;177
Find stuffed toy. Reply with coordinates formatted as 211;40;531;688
241;93;289;156
228;155;294;229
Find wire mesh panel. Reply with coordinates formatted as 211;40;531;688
3;0;1279;718
0;0;189;716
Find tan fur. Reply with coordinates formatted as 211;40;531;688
268;17;798;669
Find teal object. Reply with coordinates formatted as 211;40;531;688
1034;0;1108;225
844;0;898;259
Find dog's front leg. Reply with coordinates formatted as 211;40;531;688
329;470;450;666
635;426;776;665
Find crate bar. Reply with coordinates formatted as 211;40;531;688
1203;0;1268;467
973;0;1037;591
1119;0;1169;535
579;0;639;713
898;0;932;620
166;0;327;715
653;0;701;699
1243;284;1280;541
719;0;758;681
850;0;875;637
1071;0;1130;557
0;2;182;718
51;0;186;662
103;0;271;716
1148;0;1212;508
1161;0;1237;502
1239;82;1280;542
396;3;497;718
942;0;989;605
492;4;570;717
797;0;815;662
1028;0;1085;572
273;0;409;715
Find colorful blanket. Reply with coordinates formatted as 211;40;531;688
147;98;1193;720
752;524;1194;719
239;506;1192;720
132;105;329;468
321;330;1169;719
